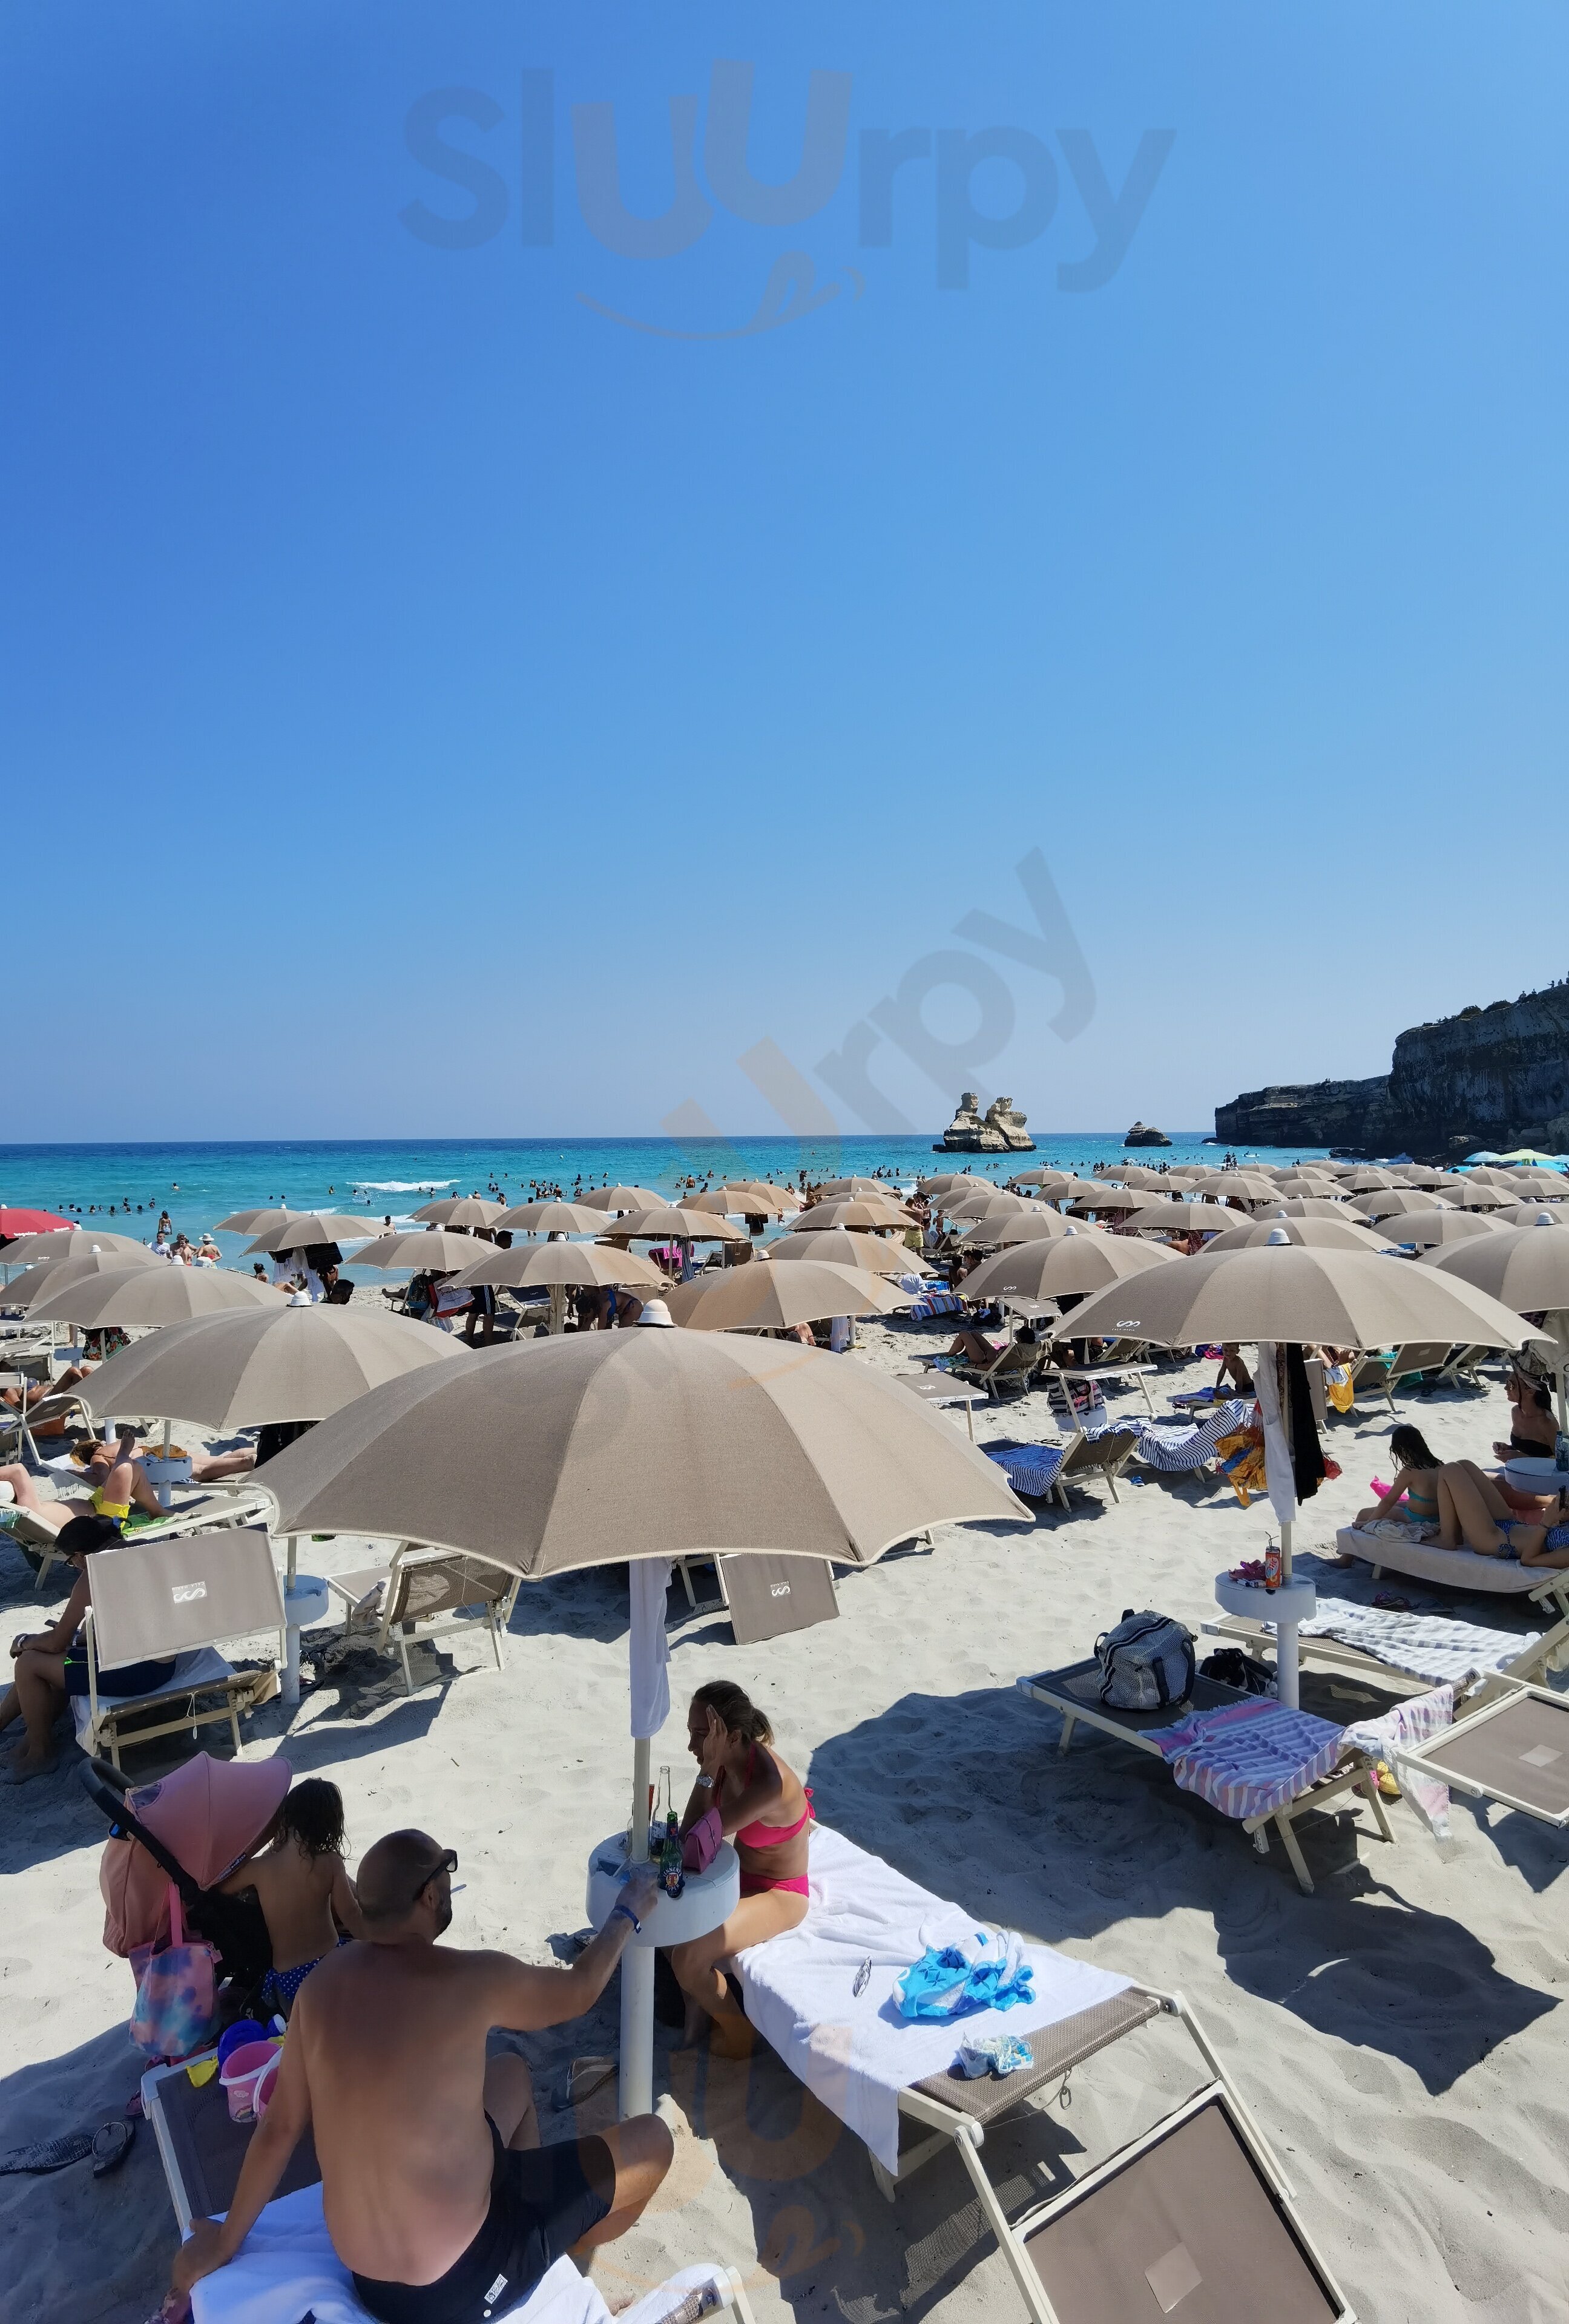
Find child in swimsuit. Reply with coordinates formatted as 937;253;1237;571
1354;1424;1446;1532
667;1681;814;2056
220;1778;368;2017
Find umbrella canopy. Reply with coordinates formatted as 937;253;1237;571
956;1208;1081;1248
664;1261;915;1331
1337;1169;1398;1193
1;1228;150;1266
243;1213;383;1254
1389;1167;1459;1192
1454;1167;1518;1190
346;1229;494;1271
1066;1187;1164;1216
214;1206;298;1235
1062;1241;1548;1353
77;1302;464;1429
960;1230;1178;1304
1349;1188;1457;1222
1190;1172;1282;1203
941;1190;1034;1223
768;1230;931;1278
1271;1175;1341;1198
1259;1198;1358;1220
1422;1220;1569;1310
789;1197;914;1233
1370;1209;1512;1249
577;1186;665;1213
3;1246;165;1309
30;1264;285;1327
491;1201;607;1236
1123;1201;1244;1237
603;1206;748;1243
1504;1169;1567;1194
812;1177;888;1198
0;1207;73;1237
683;1185;789;1218
260;1328;1030;1577
742;1182;804;1212
919;1171;987;1195
411;1196;506;1229
1496;1151;1567;1168
1200;1215;1393;1254
1446;1181;1516;1212
131;1751;292;1888
1488;1202;1568;1230
452;1241;666;1290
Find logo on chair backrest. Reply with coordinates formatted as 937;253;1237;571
770;1582;791;1598
171;1582;208;1604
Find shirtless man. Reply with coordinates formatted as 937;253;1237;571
173;1832;671;2322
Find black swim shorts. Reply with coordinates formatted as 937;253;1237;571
352;2120;613;2324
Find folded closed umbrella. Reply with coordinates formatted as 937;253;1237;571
602;1206;748;1242
768;1230;932;1277
789;1197;914;1233
346;1229;494;1271
29;1264;284;1327
244;1213;384;1254
1061;1240;1548;1353
1199;1214;1393;1254
3;1246;165;1308
1;1228;150;1266
452;1241;666;1290
665;1261;915;1331
959;1229;1177;1303
577;1186;665;1213
490;1201;607;1235
77;1302;464;1430
411;1197;506;1229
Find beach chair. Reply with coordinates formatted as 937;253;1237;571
671;1551;840;1644
985;1428;1138;1511
21;1481;275;1592
731;1826;1355;2323
324;1541;523;1693
79;1527;285;1768
950;1334;1050;1400
1346;1342;1452;1414
140;2069;760;2324
1045;1356;1159;1421
1018;1659;1394;1894
1127;1399;1255;1486
1390;1682;1569;1832
1436;1342;1491;1390
1334;1526;1569;1620
1202;1595;1569;1701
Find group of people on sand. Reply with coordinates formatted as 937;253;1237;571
1354;1366;1569;1568
168;1679;810;2324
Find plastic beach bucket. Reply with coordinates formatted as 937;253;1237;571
220;2040;280;2122
251;2049;282;2121
216;2020;266;2069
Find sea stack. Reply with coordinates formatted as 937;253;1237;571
933;1093;1036;1152
1123;1120;1172;1147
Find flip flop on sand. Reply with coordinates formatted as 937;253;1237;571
93;2118;134;2176
0;2130;93;2175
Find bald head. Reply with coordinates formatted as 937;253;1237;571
357;1829;451;1932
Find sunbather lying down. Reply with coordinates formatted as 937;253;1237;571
1;1363;94;1425
1354;1427;1569;1567
0;1434;160;1532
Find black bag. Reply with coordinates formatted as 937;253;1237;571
1199;1648;1276;1698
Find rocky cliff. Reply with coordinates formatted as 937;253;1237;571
1215;981;1569;1157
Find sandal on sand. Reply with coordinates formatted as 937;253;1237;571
556;2056;617;2112
1372;1592;1412;1613
0;2131;93;2175
93;2118;134;2176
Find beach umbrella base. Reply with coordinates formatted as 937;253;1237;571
280;1572;330;1706
585;1826;740;2118
1214;1566;1317;1707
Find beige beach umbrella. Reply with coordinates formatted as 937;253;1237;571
960;1227;1178;1304
788;1197;913;1233
1271;1175;1341;1199
346;1229;493;1271
1267;1198;1361;1219
1337;1169;1399;1193
1422;1219;1569;1308
1349;1188;1457;1222
741;1182;804;1212
1002;1168;1070;1192
956;1208;1081;1248
812;1177;887;1198
683;1185;788;1218
75;1301;462;1431
3;1246;165;1309
1;1229;151;1266
1488;1201;1568;1229
491;1201;607;1235
243;1213;383;1254
1191;1172;1283;1203
29;1264;284;1327
1035;1177;1115;1203
665;1261;915;1331
1123;1201;1245;1238
1381;1208;1514;1248
411;1196;506;1229
1390;1167;1457;1192
451;1241;665;1291
941;1189;1034;1223
1455;1167;1520;1190
1199;1214;1393;1254
1067;1187;1165;1217
577;1186;665;1213
1447;1180;1516;1212
603;1206;749;1243
214;1206;298;1235
768;1229;931;1277
919;1170;986;1193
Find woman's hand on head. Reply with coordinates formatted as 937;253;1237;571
698;1707;730;1777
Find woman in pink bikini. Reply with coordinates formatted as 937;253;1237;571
667;1680;812;2055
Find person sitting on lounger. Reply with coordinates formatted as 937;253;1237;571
1;1512;169;1783
1354;1425;1447;1532
668;1681;814;2058
1;1362;94;1419
171;1830;671;2321
1495;1366;1557;1463
220;1777;369;2018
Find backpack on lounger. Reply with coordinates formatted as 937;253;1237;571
1095;1608;1196;1712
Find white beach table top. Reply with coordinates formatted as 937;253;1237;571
731;1824;1130;2175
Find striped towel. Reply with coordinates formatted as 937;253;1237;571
1150;1699;1346;1820
1132;1400;1255;1473
984;1443;1068;1498
906;1290;963;1320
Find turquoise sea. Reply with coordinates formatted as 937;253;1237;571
1;1131;1332;1266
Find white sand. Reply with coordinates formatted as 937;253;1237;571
2;1328;1567;2324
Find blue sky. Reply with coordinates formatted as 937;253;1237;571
4;4;1564;1141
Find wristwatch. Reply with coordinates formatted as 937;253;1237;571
613;1900;642;1935
695;1774;715;1789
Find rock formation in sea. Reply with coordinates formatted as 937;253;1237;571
1215;980;1569;1157
933;1094;1036;1152
1123;1121;1172;1147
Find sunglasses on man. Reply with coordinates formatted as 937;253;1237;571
413;1847;462;1904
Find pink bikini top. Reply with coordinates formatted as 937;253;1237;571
736;1744;814;1849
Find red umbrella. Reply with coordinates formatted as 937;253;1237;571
0;1207;73;1238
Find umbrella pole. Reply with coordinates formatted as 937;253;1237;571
1276;1517;1299;1710
620;1735;654;2120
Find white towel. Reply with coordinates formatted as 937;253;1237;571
189;2182;731;2324
731;1825;1130;2175
69;1646;234;1745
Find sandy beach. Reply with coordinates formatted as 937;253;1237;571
3;1308;1566;2324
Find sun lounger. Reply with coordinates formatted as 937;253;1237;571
324;1542;524;1693
80;1527;285;1767
1127;1399;1255;1481
21;1482;275;1590
671;1551;840;1643
1390;1682;1569;1831
1018;1659;1395;1894
984;1428;1139;1510
1045;1361;1158;1420
730;1826;1353;2322
1335;1526;1569;1617
140;2066;758;2324
1202;1595;1569;1696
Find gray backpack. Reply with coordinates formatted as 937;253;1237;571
1095;1608;1196;1712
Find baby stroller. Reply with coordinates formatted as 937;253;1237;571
84;1751;285;2017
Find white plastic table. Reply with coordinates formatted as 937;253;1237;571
585;1833;739;2120
1214;1571;1317;1707
280;1572;331;1705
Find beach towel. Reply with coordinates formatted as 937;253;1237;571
189;2182;729;2324
1131;1400;1255;1474
1150;1699;1346;1822
69;1647;234;1747
1212;1427;1268;1508
1298;1599;1539;1687
983;1443;1068;1498
1340;1686;1456;1839
904;1289;962;1321
730;1825;1130;2175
